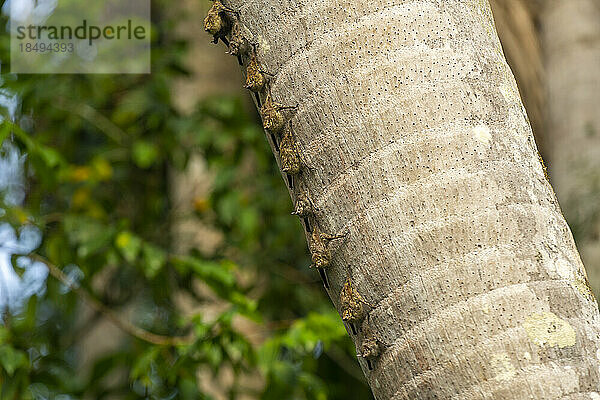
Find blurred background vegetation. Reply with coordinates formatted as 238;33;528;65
0;0;598;399
0;0;370;398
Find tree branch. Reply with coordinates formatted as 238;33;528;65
54;100;126;145
30;254;194;346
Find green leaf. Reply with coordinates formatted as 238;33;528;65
4;121;65;168
230;292;259;319
173;257;235;288
64;215;115;258
141;242;167;279
179;378;201;400
115;231;142;263
0;345;28;376
201;342;223;368
132;140;159;168
37;145;64;168
0;121;11;145
258;311;347;371
130;347;160;381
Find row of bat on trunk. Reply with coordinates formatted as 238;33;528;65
204;0;383;369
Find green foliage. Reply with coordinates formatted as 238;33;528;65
0;3;371;400
0;344;28;376
259;311;353;400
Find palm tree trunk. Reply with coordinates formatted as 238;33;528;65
539;0;600;300
222;0;600;397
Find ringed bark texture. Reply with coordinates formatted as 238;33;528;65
226;0;600;398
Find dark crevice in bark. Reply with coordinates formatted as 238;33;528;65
254;91;261;107
303;217;311;232
318;268;330;289
270;132;279;151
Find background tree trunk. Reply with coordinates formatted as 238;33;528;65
223;0;600;398
169;1;264;398
538;0;600;299
489;0;546;155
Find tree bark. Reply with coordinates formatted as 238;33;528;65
223;0;600;398
538;0;600;300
